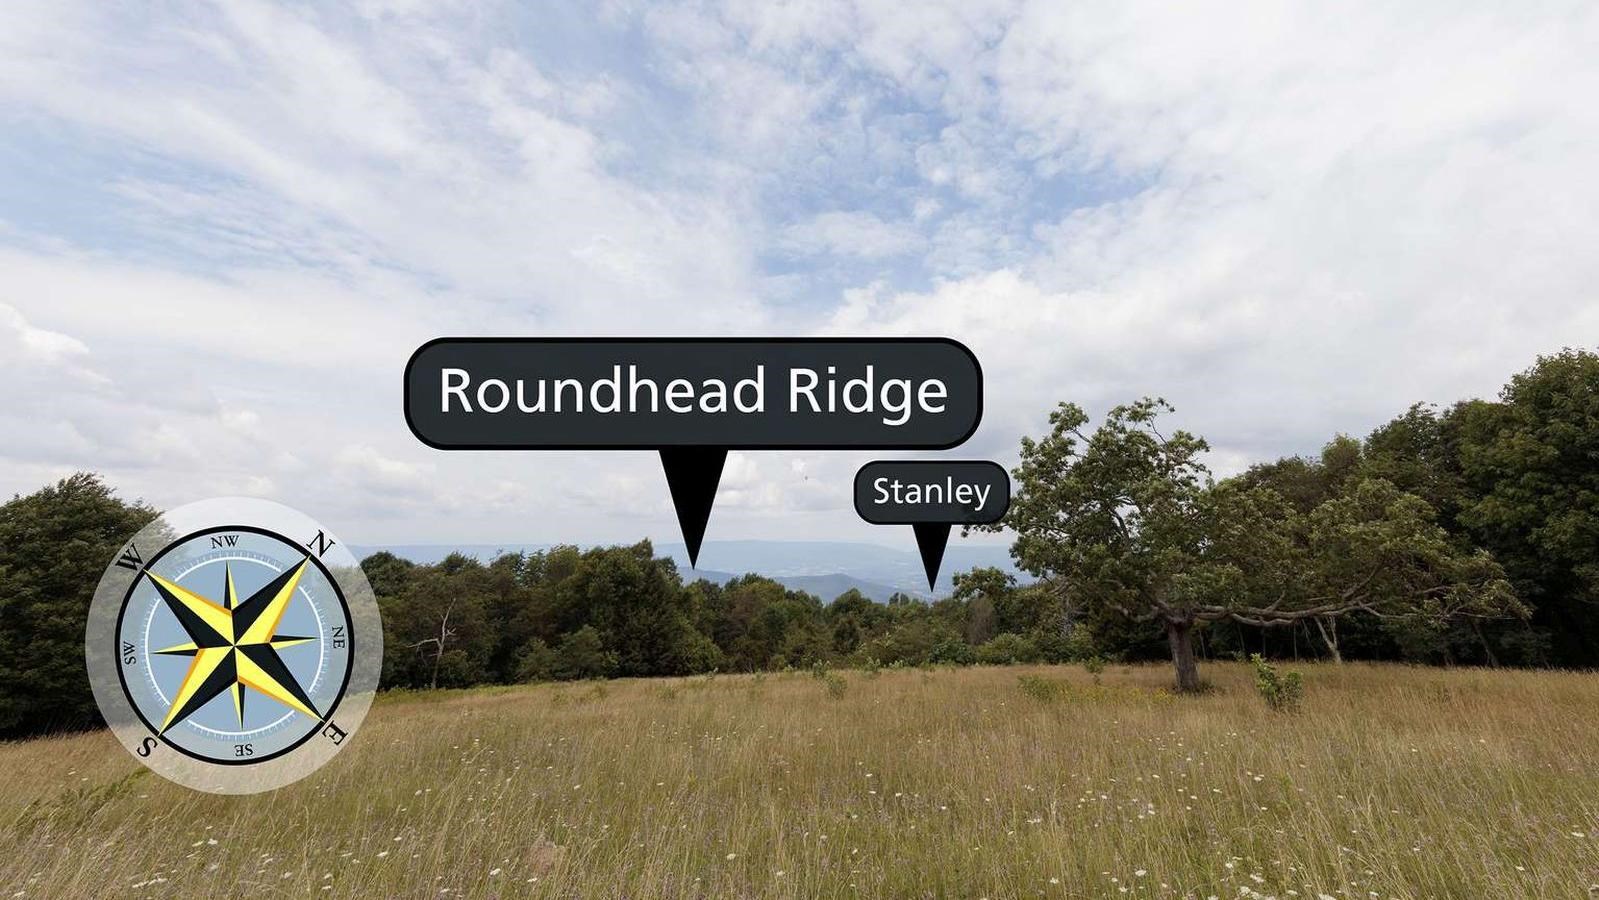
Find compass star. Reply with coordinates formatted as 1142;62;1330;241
144;560;321;733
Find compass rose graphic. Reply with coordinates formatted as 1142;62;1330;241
87;498;382;794
144;559;324;735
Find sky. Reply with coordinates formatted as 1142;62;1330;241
1;0;1596;552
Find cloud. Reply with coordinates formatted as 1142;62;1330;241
0;0;1595;549
780;211;922;259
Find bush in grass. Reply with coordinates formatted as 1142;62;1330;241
1250;653;1304;712
1016;674;1063;702
1082;655;1106;684
821;671;848;699
928;638;975;666
975;632;1042;665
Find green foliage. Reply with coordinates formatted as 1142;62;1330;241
926;637;974;666
1016;674;1063;702
1250;654;1304;712
1455;349;1599;666
360;551;417;598
991;396;1527;692
863;618;963;667
554;626;617;680
1062;625;1100;662
1082;655;1106;682
974;632;1041;665
547;541;713;677
0;474;156;736
819;670;847;699
514;638;558;683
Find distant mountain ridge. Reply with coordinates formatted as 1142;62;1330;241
352;539;1020;600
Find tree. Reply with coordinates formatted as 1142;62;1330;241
974;632;1041;665
993;399;1524;691
514;637;558;682
547;542;720;676
361;551;417;599
864;617;963;666
952;567;1013;644
1285;478;1525;663
827;588;889;658
1457;349;1599;666
1362;403;1472;531
380;557;495;689
0;473;156;736
554;626;616;680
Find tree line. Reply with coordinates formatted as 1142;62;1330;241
992;348;1597;689
0;349;1593;734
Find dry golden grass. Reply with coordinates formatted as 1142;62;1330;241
2;662;1597;898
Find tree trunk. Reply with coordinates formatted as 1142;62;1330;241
1165;619;1201;692
1473;621;1500;668
1314;616;1343;664
428;601;455;691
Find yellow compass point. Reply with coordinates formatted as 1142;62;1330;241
268;636;315;649
153;641;199;655
146;571;235;641
160;646;233;732
236;651;319;720
238;558;309;646
152;561;323;734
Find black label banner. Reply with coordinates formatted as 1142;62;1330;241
854;460;1011;525
404;337;982;449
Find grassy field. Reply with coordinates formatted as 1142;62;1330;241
1;662;1596;899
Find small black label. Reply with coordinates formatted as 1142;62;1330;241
853;460;1010;525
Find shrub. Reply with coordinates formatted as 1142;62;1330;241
821;671;848;699
1250;653;1304;712
1016;674;1063;702
865;619;965;666
975;632;1041;665
554;626;618;680
1063;625;1100;662
1082;655;1106;684
514;638;559;683
928;638;975;666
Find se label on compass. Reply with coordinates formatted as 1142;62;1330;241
87;498;382;794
